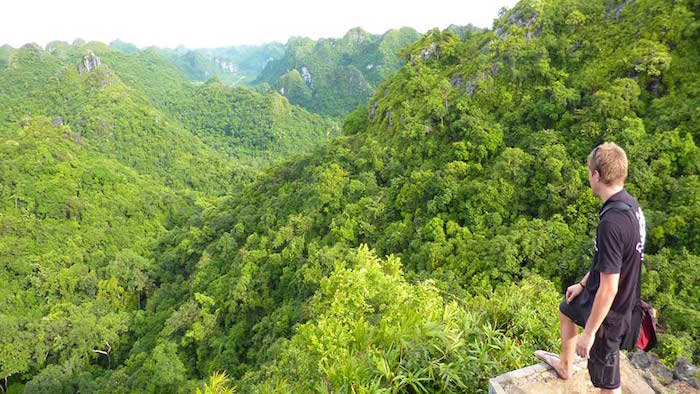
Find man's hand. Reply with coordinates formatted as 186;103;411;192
565;283;584;303
576;331;595;358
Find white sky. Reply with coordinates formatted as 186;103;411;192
1;0;519;49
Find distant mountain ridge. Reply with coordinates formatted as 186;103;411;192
2;26;427;119
127;43;286;86
255;26;423;118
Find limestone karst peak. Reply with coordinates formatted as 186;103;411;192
77;50;101;74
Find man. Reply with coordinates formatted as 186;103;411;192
535;142;646;393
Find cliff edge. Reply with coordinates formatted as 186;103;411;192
489;352;654;394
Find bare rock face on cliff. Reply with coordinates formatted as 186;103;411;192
77;51;101;74
628;352;700;393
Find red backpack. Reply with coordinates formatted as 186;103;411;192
622;299;658;351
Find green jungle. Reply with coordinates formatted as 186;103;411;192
0;0;698;392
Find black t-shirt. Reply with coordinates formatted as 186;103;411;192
585;189;646;337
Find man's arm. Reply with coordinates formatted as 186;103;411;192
566;271;590;303
580;271;590;287
576;272;619;358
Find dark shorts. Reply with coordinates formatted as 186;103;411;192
559;295;623;390
588;331;623;389
559;294;592;328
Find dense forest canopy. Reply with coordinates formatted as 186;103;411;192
0;37;335;393
0;0;698;392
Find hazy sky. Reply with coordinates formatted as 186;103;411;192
2;0;519;49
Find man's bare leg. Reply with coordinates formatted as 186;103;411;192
558;310;578;379
601;388;621;394
535;311;579;379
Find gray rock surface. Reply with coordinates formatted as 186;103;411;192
628;351;700;393
606;0;636;20
651;360;674;385
300;65;312;86
77;51;101;74
674;357;698;381
629;351;654;369
489;353;654;394
419;42;437;60
689;377;698;389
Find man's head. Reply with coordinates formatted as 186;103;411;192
587;142;627;197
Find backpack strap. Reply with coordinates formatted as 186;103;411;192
599;201;633;219
598;201;642;301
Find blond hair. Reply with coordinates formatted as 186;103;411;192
587;142;628;185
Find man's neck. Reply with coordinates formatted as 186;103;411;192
598;185;624;203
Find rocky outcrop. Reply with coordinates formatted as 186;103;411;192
452;62;499;97
369;101;378;119
419;42;437;60
674;357;698;384
215;58;237;73
489;353;654;393
490;352;700;393
450;76;464;88
300;66;312;87
628;351;699;392
77;51;101;74
508;10;537;29
495;8;540;40
606;0;636;20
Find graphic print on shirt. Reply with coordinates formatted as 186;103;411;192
635;207;646;260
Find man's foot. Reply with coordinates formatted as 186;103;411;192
534;350;572;380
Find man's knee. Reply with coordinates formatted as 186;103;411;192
559;310;574;325
559;298;588;328
600;388;621;394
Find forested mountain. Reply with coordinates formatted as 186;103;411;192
0;40;335;393
0;42;242;191
446;23;484;39
0;45;15;68
110;42;286;86
192;44;287;85
109;27;421;119
0;41;336;169
177;79;335;167
1;0;699;392
255;27;422;118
